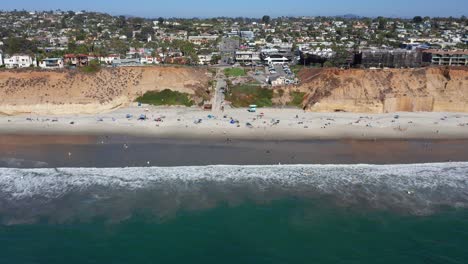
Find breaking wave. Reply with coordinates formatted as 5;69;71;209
1;163;468;224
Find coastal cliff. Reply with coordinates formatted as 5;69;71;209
1;66;467;115
295;67;468;113
0;67;210;115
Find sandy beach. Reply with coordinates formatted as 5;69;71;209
1;105;468;140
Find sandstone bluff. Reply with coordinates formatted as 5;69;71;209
0;66;467;115
296;67;468;113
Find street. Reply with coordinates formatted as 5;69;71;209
219;37;239;66
212;69;227;112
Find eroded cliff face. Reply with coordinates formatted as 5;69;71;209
295;67;468;113
0;67;210;115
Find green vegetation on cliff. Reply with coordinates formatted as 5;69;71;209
136;89;194;107
225;82;273;107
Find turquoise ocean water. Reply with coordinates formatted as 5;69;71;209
1;163;468;263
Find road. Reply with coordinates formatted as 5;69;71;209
212;69;226;112
219;37;239;66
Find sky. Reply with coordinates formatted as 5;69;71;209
1;0;467;18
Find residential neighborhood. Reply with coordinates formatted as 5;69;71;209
0;10;466;74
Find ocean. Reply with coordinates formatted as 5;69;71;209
1;136;468;263
1;163;468;263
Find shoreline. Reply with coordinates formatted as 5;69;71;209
1;106;468;140
2;135;468;168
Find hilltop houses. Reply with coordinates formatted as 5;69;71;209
64;54;89;67
38;58;64;69
4;54;35;68
0;10;465;70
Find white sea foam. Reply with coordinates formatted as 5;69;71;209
1;163;468;217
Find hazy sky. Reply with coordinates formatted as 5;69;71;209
1;0;467;18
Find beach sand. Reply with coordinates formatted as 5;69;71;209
1;105;468;140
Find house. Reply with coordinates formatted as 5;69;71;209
112;58;141;67
164;56;188;64
4;54;35;68
240;31;255;40
354;49;423;68
198;54;213;65
38;58;64;69
422;49;468;66
235;51;261;63
188;35;219;45
64;54;88;67
140;56;159;64
269;76;287;86
99;54;120;65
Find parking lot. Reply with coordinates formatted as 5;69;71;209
247;64;296;86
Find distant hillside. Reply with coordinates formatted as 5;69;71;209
336;14;361;19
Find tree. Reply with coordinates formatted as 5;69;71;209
461;15;467;23
323;61;334;68
377;16;386;30
158;17;165;25
4;37;38;55
413;16;423;23
266;35;273;43
262;15;271;25
123;28;133;39
210;54;221;65
67;41;77;53
108;39;128;56
140;26;155;41
117;16;126;28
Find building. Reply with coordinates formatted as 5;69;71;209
0;52;3;66
112;58;141;67
4;54;35;68
354;49;423;68
198;54;213;65
188;35;219;45
422;49;468;66
140;56;159;64
299;46;335;65
38;58;64;69
269;76;287;86
235;51;261;63
64;54;89;67
99;54;120;65
240;31;255;40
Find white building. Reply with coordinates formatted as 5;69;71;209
0;52;3;66
38;58;64;69
99;55;120;65
235;51;261;63
188;35;219;45
269;76;287;86
198;54;213;65
4;54;35;69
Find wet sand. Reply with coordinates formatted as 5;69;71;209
1;134;468;168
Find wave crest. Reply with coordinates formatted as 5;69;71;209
1;163;468;223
